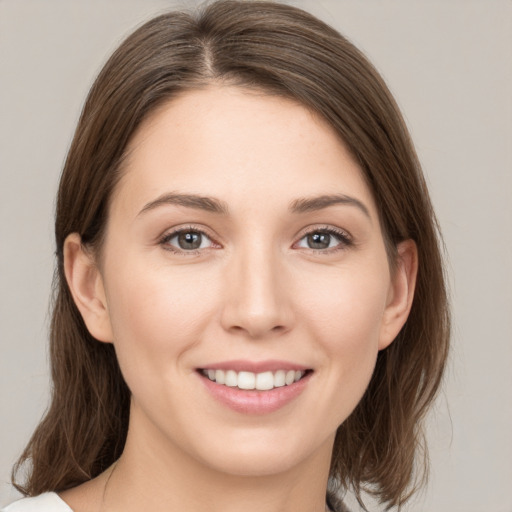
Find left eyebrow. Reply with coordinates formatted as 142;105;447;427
289;194;371;219
138;192;230;216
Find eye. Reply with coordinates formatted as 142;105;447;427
160;227;216;253
295;227;352;252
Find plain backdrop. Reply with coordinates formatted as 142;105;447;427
1;1;511;511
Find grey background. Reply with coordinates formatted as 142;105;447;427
1;1;511;510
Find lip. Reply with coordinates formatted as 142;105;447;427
197;359;309;373
196;360;313;414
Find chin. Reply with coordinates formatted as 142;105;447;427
186;426;335;479
200;450;310;478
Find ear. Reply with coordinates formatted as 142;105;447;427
63;233;113;343
378;239;418;350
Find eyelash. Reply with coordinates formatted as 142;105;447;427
295;226;353;254
158;225;218;256
158;224;353;256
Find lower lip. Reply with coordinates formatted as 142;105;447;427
199;372;312;414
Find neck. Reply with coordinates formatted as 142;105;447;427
104;408;334;512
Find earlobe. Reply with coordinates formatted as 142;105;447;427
379;239;418;350
63;233;113;343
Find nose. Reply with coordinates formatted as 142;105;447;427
220;243;295;339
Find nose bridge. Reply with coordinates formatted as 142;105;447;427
221;235;292;338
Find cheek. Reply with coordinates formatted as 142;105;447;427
301;261;389;347
103;256;219;383
298;261;389;404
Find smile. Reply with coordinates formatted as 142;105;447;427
200;369;307;391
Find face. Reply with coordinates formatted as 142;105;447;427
68;86;414;479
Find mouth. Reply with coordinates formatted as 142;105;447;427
198;368;313;391
196;363;313;414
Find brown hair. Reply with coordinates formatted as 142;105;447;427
13;1;450;509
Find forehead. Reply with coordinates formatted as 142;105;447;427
112;86;377;220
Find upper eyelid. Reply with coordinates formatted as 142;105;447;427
160;224;218;241
297;224;352;241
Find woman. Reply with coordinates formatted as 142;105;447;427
4;1;450;511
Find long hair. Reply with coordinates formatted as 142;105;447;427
13;1;450;509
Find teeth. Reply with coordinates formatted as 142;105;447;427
256;371;274;391
225;370;237;387
202;368;307;390
274;370;286;387
238;371;255;390
215;369;225;385
285;370;295;385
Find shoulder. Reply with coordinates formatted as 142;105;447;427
1;493;73;512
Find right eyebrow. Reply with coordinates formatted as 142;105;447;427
138;192;230;216
289;193;371;219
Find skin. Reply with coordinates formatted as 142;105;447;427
62;86;417;512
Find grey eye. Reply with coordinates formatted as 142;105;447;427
306;232;332;249
297;230;346;250
166;230;213;251
177;231;202;250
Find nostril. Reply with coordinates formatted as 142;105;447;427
226;321;289;339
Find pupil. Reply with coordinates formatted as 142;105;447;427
308;232;330;249
178;231;201;250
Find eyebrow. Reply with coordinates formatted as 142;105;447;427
289;194;371;218
138;192;370;219
139;192;229;216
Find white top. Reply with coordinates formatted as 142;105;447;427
1;493;72;512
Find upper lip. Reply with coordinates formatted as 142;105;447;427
197;360;310;373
